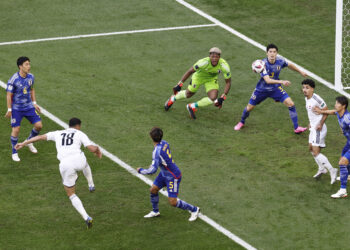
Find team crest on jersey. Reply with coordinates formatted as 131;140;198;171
28;80;32;86
277;66;281;71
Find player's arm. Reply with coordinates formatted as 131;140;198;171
86;145;102;159
15;134;48;150
263;75;290;86
316;106;329;130
287;62;308;77
30;88;41;113
137;152;160;175
173;67;196;94
5;92;13;118
313;106;336;115
215;78;231;108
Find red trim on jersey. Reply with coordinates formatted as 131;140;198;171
164;165;182;179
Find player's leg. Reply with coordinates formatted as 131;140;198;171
235;89;265;130
281;94;306;133
310;143;327;178
24;109;42;153
164;80;196;111
332;155;350;198
144;174;164;218
60;162;92;227
186;80;218;119
10;109;23;161
82;163;95;192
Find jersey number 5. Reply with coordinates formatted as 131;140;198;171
61;133;75;146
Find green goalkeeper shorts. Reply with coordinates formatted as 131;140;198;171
187;78;219;93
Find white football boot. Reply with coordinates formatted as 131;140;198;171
144;211;160;218
25;141;38;154
12;153;20;162
331;188;348;198
313;168;327;179
189;207;200;222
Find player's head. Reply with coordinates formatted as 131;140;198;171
209;47;221;66
69;117;82;129
301;79;315;97
335;96;348;111
150;127;163;143
266;44;278;62
17;56;31;74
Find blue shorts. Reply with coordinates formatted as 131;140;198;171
341;143;350;161
11;108;41;127
249;87;290;106
153;173;181;198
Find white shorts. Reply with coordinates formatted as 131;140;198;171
59;154;88;187
309;125;327;148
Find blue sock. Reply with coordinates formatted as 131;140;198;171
240;107;250;124
176;199;197;212
288;106;299;129
150;193;159;213
340;165;348;189
27;128;39;140
10;136;18;154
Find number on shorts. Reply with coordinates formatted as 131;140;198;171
61;133;75;146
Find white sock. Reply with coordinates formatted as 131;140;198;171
315;153;334;172
69;194;89;220
83;164;94;187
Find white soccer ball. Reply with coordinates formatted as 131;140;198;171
251;60;265;73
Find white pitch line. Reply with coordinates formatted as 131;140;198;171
0;24;217;46
176;0;350;100
0;79;252;248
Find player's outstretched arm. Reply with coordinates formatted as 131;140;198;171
316;107;329;130
313;106;336;115
288;63;308;77
214;78;231;108
87;145;102;159
15;134;47;150
173;67;195;94
263;75;290;86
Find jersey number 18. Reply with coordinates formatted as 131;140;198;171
61;133;75;146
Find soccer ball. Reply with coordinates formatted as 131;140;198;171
251;60;265;73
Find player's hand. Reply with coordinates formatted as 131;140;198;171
313;106;321;114
136;167;141;173
281;80;291;86
172;81;183;95
95;148;102;158
214;94;226;109
300;71;308;77
316;123;323;131
5;111;11;118
15;142;25;150
34;104;41;113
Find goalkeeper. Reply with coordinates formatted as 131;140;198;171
164;47;232;119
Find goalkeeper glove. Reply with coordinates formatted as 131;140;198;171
173;81;183;95
214;94;226;109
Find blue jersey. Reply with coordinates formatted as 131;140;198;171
7;72;35;111
336;110;350;141
139;140;182;179
255;56;288;92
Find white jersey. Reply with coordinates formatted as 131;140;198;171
46;128;93;161
305;93;327;128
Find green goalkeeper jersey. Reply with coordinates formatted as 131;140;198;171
192;57;231;82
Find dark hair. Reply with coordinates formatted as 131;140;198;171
69;117;82;127
336;96;348;109
301;79;315;88
266;44;278;52
17;56;30;68
150;127;163;143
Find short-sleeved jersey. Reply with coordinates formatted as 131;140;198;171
7;72;35;111
46;128;93;161
139;140;182;179
192;57;231;82
256;56;288;92
336;110;350;141
305;93;327;128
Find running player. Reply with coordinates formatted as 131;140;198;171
314;96;350;198
15;118;101;228
164;47;231;119
302;79;337;183
137;127;200;221
234;44;308;133
5;57;42;162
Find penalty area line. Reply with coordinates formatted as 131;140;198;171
0;24;217;46
0;79;254;249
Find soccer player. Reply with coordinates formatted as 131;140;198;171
234;44;308;133
137;127;200;221
5;57;42;162
302;79;337;183
314;96;350;198
164;47;231;119
15;118;101;228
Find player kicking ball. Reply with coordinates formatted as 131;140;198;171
137;127;200;221
314;96;350;198
164;47;231;119
15;118;102;228
234;44;308;133
302;79;337;183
